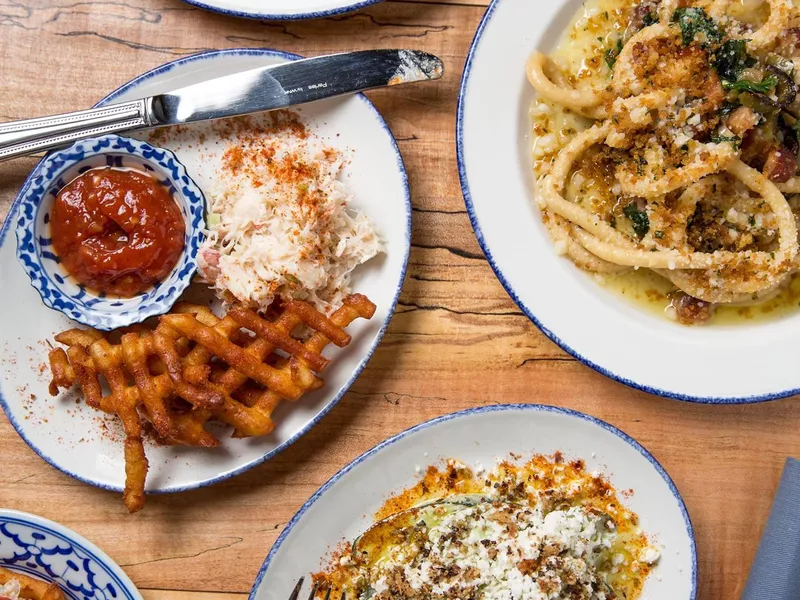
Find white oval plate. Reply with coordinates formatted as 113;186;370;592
179;0;381;21
250;405;697;600
0;49;410;496
0;509;141;600
457;0;800;403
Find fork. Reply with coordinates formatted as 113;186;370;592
288;577;346;600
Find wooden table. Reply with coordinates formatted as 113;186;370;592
0;1;797;598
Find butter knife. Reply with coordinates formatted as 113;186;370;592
0;49;444;162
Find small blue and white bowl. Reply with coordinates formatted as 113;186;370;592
0;509;142;600
15;134;206;331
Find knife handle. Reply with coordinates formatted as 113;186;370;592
0;99;155;162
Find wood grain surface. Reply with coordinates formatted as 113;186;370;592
0;0;796;598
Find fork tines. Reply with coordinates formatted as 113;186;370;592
289;577;345;600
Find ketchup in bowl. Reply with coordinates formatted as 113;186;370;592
50;167;186;297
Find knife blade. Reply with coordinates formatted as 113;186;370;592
151;49;444;125
0;49;444;161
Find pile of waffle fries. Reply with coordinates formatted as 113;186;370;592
48;294;376;512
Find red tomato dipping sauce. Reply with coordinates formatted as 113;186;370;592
50;167;185;297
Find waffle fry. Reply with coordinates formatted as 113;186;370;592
0;567;65;600
48;294;376;512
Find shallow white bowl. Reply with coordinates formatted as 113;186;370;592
0;48;410;496
249;405;697;599
0;509;141;600
457;0;800;403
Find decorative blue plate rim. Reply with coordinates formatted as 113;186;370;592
455;0;794;405
13;133;205;331
0;47;412;495
248;403;699;600
0;509;142;600
178;0;383;21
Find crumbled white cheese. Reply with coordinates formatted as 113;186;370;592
672;131;692;148
630;106;650;125
368;502;616;600
607;130;628;147
640;546;661;564
534;133;559;157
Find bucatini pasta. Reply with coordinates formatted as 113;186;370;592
529;0;800;324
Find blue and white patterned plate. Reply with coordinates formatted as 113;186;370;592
0;49;410;497
250;405;697;600
14;134;205;331
0;510;141;600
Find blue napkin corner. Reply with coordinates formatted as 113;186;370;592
742;458;800;600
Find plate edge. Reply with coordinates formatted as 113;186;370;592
248;403;699;600
0;47;412;495
454;0;798;405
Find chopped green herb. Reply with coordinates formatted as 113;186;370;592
623;202;650;239
654;230;665;239
642;11;658;27
749;216;756;226
722;75;778;94
635;155;647;176
710;134;742;149
605;38;624;70
286;273;301;285
714;39;756;81
719;101;740;117
609;215;617;228
672;7;721;46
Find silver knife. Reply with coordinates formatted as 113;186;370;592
0;49;444;162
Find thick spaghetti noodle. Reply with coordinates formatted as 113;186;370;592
529;0;800;324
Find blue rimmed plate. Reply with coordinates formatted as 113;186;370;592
249;404;697;599
0;509;141;600
178;0;382;21
15;134;205;331
457;0;800;403
0;49;410;498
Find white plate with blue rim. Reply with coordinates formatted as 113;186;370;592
249;404;697;600
457;0;800;404
0;48;410;500
179;0;381;21
0;509;141;599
